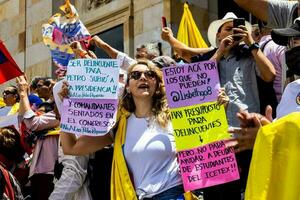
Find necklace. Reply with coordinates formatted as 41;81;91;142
144;116;152;127
134;112;152;127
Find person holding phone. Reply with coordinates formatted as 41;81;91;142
208;12;275;200
162;12;276;200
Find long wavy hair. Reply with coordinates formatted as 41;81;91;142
120;59;170;128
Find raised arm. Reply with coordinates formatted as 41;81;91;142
70;41;97;59
161;27;213;62
90;35;118;59
16;76;31;116
236;26;276;82
234;0;297;28
17;76;60;131
234;0;269;22
61;132;113;156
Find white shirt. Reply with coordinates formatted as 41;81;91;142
276;79;300;119
124;114;182;199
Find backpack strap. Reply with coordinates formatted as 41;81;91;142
260;39;272;52
0;166;15;200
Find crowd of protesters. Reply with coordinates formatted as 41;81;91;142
1;0;300;199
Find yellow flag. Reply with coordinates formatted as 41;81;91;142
177;3;208;48
245;112;300;200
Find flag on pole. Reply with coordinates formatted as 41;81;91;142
177;3;208;48
0;40;23;84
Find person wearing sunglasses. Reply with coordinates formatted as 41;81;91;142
61;59;227;199
0;86;20;117
17;76;60;200
60;60;183;199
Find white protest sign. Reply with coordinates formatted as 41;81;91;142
66;59;119;99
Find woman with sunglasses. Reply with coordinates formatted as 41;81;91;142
61;60;229;199
0;86;20;116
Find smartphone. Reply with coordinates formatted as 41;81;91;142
162;16;167;28
233;18;245;41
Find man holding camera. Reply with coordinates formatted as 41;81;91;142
162;12;275;200
204;12;275;200
209;12;275;128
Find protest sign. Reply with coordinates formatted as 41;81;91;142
162;60;220;108
66;59;119;99
178;140;239;191
60;98;118;136
171;101;229;151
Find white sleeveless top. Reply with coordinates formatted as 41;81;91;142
124;114;182;199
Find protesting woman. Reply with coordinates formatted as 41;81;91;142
61;60;228;199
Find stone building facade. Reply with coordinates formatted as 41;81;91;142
0;0;247;90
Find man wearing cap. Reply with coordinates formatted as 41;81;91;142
271;17;300;118
234;0;299;29
207;12;275;127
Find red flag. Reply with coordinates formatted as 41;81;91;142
0;40;23;84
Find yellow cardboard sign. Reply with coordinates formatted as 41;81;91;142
171;101;230;151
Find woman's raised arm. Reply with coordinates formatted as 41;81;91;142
61;131;113;156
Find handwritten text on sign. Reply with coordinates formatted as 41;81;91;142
66;59;119;99
171;102;229;151
60;98;118;136
162;60;220;108
178;140;240;191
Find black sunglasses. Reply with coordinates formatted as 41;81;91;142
3;91;14;95
129;70;156;80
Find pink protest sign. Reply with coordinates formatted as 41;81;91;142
178;140;240;191
162;60;220;108
60;98;118;136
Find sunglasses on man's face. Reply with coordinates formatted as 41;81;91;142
3;92;15;98
3;91;14;95
129;70;156;80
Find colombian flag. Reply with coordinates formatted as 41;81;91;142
0;40;23;84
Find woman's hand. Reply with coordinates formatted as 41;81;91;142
58;81;69;101
70;41;96;59
16;75;29;96
217;88;229;109
70;41;84;58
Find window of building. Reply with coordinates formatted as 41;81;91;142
94;25;124;58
